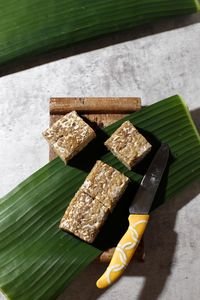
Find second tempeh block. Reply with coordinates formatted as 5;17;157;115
60;161;129;243
80;160;129;211
59;191;109;243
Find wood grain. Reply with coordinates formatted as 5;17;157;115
50;97;141;114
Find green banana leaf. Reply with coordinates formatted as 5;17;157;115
0;0;199;67
1;95;200;300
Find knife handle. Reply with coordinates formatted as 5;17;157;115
96;214;149;289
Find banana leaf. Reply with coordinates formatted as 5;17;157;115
1;95;200;300
0;0;199;67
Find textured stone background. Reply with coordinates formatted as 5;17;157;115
0;14;200;300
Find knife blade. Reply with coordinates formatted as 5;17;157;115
129;143;169;214
96;143;169;289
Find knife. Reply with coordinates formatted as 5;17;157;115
96;143;169;289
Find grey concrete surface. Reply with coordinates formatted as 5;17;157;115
0;17;200;300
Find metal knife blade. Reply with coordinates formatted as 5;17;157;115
129;143;169;215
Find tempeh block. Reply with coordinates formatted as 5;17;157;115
59;191;109;243
105;121;151;170
60;161;129;242
43;111;96;163
80;160;129;211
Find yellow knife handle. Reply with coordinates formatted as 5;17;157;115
96;214;149;289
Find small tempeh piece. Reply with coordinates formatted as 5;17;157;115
59;191;109;243
80;160;129;211
105;121;152;170
43;111;96;163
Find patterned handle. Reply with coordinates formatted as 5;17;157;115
96;214;149;289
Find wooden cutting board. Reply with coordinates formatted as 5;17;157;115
49;97;145;262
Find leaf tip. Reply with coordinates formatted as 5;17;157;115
194;0;200;11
